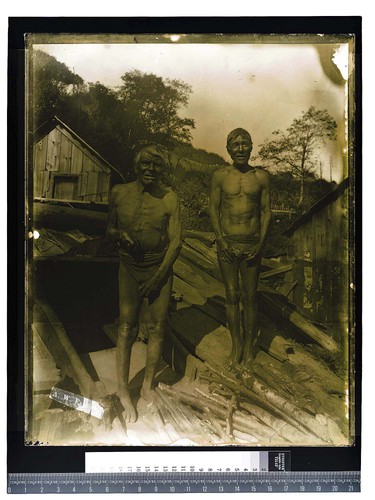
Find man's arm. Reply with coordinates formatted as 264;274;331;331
258;171;272;250
209;170;233;262
140;192;182;298
105;185;121;241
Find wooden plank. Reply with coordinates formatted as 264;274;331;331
174;259;225;299
100;173;110;203
59;133;73;173
82;154;95;173
95;171;109;202
180;246;222;282
261;257;287;269
195;325;232;366
172;276;227;325
79;171;89;200
33;300;99;399
182;231;216;246
33;135;48;171
259;264;293;280
59;126;109;175
32;325;62;392
71;144;84;174
276;280;297;298
86;172;100;202
43;171;53;198
53;175;79;200
45;128;61;172
170;305;222;355
93;159;110;174
34;171;44;198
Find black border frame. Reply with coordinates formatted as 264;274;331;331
8;16;362;475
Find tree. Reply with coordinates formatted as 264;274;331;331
117;70;195;146
64;82;134;177
32;50;84;128
257;107;337;207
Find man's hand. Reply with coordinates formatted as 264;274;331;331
217;237;234;263
140;273;162;299
245;243;263;262
119;231;141;253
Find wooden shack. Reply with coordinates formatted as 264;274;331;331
284;178;350;341
33;116;124;204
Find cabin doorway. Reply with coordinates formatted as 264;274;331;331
53;175;79;201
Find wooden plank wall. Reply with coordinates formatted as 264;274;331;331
289;189;349;339
33;125;111;202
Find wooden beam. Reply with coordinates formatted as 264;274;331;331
260;264;293;280
258;287;339;353
175;253;338;354
33;300;100;399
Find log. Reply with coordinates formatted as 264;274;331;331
157;386;221;444
256;331;292;362
203;362;313;437
155;387;194;434
258;286;340;353
33;201;107;235
33;300;99;399
202;410;231;442
284;342;345;395
159;383;274;441
250;377;346;444
252;350;320;415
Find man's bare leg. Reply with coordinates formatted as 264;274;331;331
140;274;173;402
117;264;141;422
240;260;260;366
218;256;242;369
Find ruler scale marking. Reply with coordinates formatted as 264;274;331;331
8;470;360;493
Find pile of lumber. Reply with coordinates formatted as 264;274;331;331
30;229;349;446
155;231;349;446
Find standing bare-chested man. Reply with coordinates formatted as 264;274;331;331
209;128;271;372
106;143;182;422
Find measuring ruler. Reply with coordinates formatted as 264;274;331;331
7;452;360;493
7;471;360;493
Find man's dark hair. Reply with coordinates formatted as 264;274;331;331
227;128;252;147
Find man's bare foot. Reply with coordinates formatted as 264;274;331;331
140;387;156;404
118;393;137;423
239;362;255;388
224;358;241;376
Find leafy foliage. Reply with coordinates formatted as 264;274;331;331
32;51;196;179
32;50;84;127
117;70;195;146
257;107;337;206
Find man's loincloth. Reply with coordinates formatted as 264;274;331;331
119;250;167;286
223;234;261;264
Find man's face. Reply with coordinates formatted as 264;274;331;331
227;135;253;167
135;148;164;187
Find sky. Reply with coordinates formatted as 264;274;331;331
35;39;349;182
